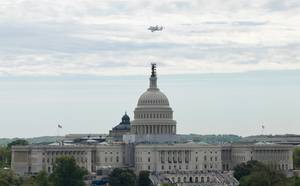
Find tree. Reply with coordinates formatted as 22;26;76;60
7;139;29;149
0;147;10;168
109;168;136;186
49;156;87;186
235;161;287;186
137;171;151;186
293;147;300;169
35;170;51;186
239;167;286;186
233;160;261;180
0;169;22;186
21;176;38;186
287;176;300;186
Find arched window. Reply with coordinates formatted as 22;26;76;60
178;177;181;183
195;177;198;182
183;177;187;183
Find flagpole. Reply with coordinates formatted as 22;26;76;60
57;124;62;145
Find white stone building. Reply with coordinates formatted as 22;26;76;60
11;64;293;185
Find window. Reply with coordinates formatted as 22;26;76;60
148;165;150;170
161;165;164;170
148;157;150;162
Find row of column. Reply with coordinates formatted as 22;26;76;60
160;150;191;164
135;125;176;135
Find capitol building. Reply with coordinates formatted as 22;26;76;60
11;64;294;186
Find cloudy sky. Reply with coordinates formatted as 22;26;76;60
0;0;299;138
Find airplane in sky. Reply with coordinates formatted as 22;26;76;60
148;25;164;32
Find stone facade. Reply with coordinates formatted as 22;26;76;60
221;144;293;171
12;142;293;175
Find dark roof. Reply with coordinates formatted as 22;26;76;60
112;113;131;131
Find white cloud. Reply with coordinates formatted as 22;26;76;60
0;0;299;76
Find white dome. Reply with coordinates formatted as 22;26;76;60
137;89;169;106
131;64;176;136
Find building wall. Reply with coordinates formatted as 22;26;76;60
95;144;127;169
11;143;294;176
222;144;294;171
12;146;94;175
135;144;222;173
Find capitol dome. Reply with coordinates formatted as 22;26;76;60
137;89;169;106
131;64;176;136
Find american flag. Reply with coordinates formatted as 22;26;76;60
58;124;62;128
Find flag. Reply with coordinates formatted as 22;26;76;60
58;124;62;128
262;125;265;129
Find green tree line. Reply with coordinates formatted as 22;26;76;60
0;156;87;186
234;160;300;186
